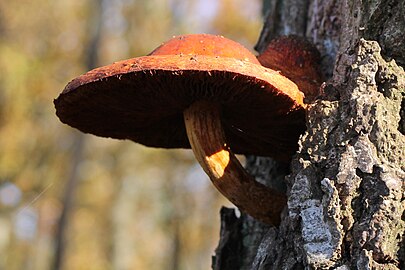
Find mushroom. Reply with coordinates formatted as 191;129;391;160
54;34;306;225
257;35;322;102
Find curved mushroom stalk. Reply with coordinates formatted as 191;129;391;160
184;100;287;225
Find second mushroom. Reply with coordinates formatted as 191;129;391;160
55;34;309;225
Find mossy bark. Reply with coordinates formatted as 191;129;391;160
212;0;404;269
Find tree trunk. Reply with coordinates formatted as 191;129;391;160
213;0;404;269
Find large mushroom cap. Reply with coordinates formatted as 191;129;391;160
55;34;306;161
149;34;260;64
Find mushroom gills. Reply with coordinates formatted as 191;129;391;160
184;100;287;225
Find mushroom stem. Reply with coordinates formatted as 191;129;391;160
184;100;287;225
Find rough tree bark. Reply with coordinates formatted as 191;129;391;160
212;1;404;269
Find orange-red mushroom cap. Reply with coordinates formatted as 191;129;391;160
257;35;322;101
150;34;260;64
55;34;306;161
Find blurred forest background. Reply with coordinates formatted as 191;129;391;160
0;0;264;269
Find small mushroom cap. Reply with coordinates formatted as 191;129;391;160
257;35;322;101
55;34;306;161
